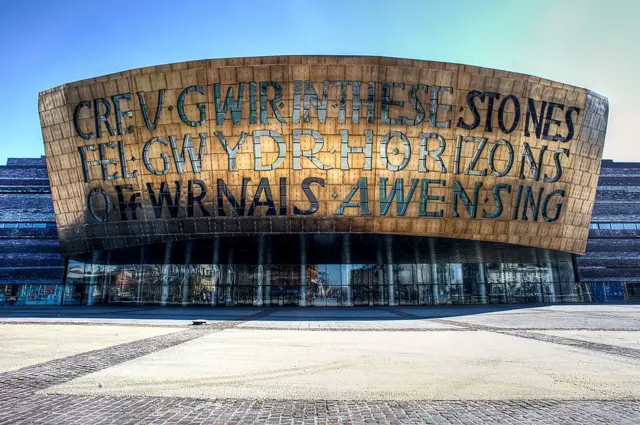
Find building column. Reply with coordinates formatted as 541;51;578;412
545;263;557;303
428;238;439;305
135;247;145;305
341;234;352;306
99;252;111;304
431;264;440;304
160;241;172;306
299;235;307;306
472;242;487;304
182;243;192;306
451;263;463;304
540;249;556;303
225;250;233;306
211;238;220;306
477;263;487;304
256;235;264;307
421;263;432;305
60;256;70;306
376;243;385;305
414;246;425;305
264;245;272;307
415;264;425;306
86;251;101;306
386;235;395;306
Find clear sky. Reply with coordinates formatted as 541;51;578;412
0;0;637;164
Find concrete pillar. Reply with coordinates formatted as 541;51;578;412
264;242;272;307
421;263;432;305
136;247;145;305
536;266;544;304
477;263;487;304
211;238;220;306
225;250;233;306
416;264;425;305
160;241;172;306
545;263;557;303
341;235;352;306
451;263;463;304
376;244;385;305
182;243;192;306
299;235;307;306
472;242;487;304
414;246;425;305
428;238;439;305
431;264;440;305
86;251;101;306
256;235;265;307
101;252;112;304
386;235;395;306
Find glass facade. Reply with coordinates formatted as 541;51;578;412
62;259;585;307
0;284;63;306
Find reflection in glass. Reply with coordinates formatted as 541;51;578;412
63;259;584;306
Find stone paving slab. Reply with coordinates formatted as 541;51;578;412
47;329;640;400
237;319;463;331
414;309;640;331
0;324;180;373
535;330;640;350
0;325;225;400
2;306;640;424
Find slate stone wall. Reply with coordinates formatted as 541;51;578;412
0;156;64;285
578;160;640;282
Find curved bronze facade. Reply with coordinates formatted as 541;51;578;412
39;55;608;257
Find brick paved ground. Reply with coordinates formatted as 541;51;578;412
1;306;639;424
2;396;640;425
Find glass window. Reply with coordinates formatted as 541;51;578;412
17;223;32;228
46;223;57;228
139;264;163;304
589;223;598;229
623;223;636;230
22;285;61;305
33;223;46;228
3;223;17;228
598;223;611;230
611;223;625;230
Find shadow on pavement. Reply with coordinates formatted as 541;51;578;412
0;304;565;324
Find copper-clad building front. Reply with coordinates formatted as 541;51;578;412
38;56;608;306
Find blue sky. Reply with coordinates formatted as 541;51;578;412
0;0;637;164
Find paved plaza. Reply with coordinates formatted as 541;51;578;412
1;305;640;423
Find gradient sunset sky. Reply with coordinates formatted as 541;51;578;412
0;0;636;163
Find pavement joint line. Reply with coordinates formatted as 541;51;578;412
495;331;640;361
0;309;274;404
236;326;475;331
431;318;640;361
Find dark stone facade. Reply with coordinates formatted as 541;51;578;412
578;160;640;288
0;156;64;305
